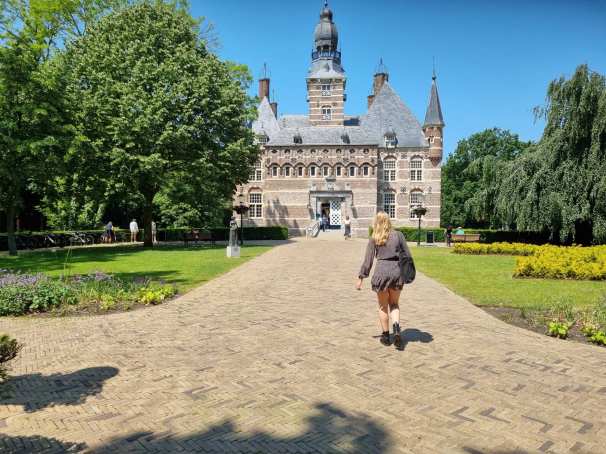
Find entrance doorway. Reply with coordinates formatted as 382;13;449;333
319;199;342;230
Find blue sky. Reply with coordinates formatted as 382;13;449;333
191;0;606;157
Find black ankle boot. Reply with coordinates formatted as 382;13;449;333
393;323;403;349
380;331;391;346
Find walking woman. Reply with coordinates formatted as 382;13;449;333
356;212;412;348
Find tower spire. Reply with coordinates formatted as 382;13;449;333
423;70;444;127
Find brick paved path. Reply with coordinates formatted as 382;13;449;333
1;237;606;453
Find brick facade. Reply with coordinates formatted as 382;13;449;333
237;3;444;237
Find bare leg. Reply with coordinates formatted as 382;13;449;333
377;290;390;332
388;288;401;326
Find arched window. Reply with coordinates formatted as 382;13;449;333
410;157;423;181
271;165;279;177
283;165;291;177
383;158;396;181
249;192;263;218
410;190;424;219
321;106;332;120
322;165;330;177
309;165;317;177
348;165;356;177
383;192;396;219
249;161;262;182
362;165;370;177
297;165;304;177
335;165;342;177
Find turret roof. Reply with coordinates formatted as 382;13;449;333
423;75;445;127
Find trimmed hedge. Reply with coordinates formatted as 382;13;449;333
368;227;445;243
366;226;558;245
0;226;289;250
160;226;288;241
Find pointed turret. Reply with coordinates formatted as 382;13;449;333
423;71;444;127
423;70;444;163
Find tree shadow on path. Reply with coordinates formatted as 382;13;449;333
0;402;392;453
91;402;392;453
0;366;118;412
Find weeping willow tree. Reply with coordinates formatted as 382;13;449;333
466;65;606;244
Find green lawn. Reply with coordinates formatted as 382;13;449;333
0;244;271;292
411;246;606;309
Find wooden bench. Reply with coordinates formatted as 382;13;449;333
183;229;214;246
452;233;481;243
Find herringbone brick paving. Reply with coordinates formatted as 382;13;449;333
1;237;605;453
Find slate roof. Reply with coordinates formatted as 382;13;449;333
423;76;445;127
251;97;280;137
253;82;428;148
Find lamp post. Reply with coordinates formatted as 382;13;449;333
233;192;249;246
412;204;427;247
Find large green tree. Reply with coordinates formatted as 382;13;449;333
64;1;257;246
0;0;127;255
458;65;606;244
492;65;606;243
441;128;531;228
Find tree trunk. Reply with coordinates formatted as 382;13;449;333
6;203;17;256
143;194;154;248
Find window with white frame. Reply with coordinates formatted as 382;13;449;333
321;84;331;96
362;165;370;176
309;166;317;177
323;166;330;177
384;133;397;148
410;157;423;181
383;158;396;181
348;165;356;177
297;166;304;177
383;192;396;218
335;166;342;177
257;134;268;145
249;193;263;218
410;190;424;219
321;106;332;120
249;161;262;181
271;165;279;177
283;166;291;177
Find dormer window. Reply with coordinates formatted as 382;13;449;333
341;133;350;144
293;133;302;144
321;106;332;120
257;133;269;145
384;132;397;148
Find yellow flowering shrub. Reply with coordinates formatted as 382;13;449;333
453;242;540;256
453;242;606;280
514;245;606;280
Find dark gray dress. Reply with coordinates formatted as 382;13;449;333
358;230;411;292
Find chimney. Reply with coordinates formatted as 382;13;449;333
373;72;388;96
367;94;375;108
258;78;270;100
270;101;278;118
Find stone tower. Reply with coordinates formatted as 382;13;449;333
423;70;445;163
307;1;346;126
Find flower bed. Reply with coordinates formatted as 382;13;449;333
453;242;540;256
514;245;606;280
0;269;176;316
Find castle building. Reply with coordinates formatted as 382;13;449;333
237;2;444;237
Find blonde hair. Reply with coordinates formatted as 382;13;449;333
372;212;392;246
